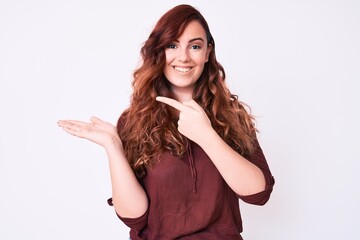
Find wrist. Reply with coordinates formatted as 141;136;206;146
104;135;123;152
197;128;220;149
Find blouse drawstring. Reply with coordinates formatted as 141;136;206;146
187;143;197;193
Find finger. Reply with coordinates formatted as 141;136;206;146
57;120;88;128
182;100;203;112
58;119;88;125
156;96;187;112
90;116;103;123
59;123;83;132
57;121;94;136
61;126;87;139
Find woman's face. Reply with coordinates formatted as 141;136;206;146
163;20;211;101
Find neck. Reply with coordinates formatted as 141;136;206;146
171;87;194;102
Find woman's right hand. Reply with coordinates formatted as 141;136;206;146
58;117;149;217
57;116;121;148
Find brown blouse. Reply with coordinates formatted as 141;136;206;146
108;138;274;240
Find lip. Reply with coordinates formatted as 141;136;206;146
173;66;194;73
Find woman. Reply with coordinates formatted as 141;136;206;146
58;4;274;240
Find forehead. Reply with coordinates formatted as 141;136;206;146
177;21;207;41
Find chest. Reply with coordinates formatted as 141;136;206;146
142;143;227;202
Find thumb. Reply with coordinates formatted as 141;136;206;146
90;116;103;123
182;100;203;112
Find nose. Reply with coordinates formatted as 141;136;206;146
178;48;190;62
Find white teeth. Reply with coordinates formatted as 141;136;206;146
174;66;191;72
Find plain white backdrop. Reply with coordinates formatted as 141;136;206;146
1;0;359;239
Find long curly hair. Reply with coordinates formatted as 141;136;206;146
118;4;257;177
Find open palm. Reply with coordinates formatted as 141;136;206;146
57;116;120;148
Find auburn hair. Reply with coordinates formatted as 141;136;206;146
118;4;257;178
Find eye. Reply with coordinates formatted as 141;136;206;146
166;44;177;49
190;45;202;50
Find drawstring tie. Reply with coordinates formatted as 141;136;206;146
187;143;197;193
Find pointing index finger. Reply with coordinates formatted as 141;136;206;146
156;96;187;112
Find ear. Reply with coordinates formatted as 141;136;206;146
205;43;212;62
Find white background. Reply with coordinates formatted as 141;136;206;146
1;0;359;239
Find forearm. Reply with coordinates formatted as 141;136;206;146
154;97;268;196
105;138;148;218
198;130;266;196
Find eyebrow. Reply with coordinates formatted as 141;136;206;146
174;37;205;43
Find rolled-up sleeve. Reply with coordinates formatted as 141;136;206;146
237;139;275;205
107;198;148;231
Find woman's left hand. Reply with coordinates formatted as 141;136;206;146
156;96;215;144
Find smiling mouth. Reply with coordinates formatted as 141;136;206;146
173;66;193;73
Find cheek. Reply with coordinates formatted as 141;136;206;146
193;52;208;65
165;51;175;64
